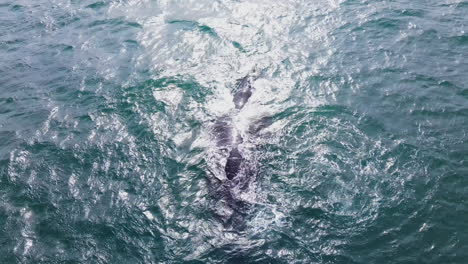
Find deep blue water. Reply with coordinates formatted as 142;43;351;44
1;0;468;263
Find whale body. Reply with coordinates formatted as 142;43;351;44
210;74;258;228
214;75;254;181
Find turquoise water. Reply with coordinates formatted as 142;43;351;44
1;0;468;263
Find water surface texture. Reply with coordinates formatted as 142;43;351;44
1;0;468;263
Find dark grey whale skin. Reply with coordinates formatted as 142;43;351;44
212;74;274;229
233;75;253;110
216;75;254;180
211;75;256;228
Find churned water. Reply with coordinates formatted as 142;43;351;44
1;0;468;263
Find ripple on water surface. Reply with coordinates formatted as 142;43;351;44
1;0;468;263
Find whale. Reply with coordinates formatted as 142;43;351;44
211;73;270;229
213;74;254;181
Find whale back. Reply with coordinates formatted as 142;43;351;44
233;75;253;109
211;74;262;229
223;75;254;181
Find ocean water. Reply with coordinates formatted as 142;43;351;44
1;0;468;263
